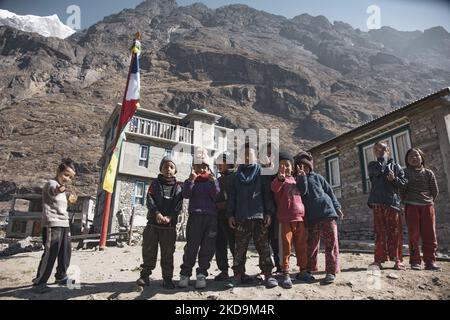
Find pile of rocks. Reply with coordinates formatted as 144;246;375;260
0;236;42;257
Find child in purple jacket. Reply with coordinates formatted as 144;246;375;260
178;149;220;289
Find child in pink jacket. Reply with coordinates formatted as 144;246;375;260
271;151;307;288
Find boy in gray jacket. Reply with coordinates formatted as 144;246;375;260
32;159;77;293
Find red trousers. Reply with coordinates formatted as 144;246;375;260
372;205;403;263
307;218;340;274
279;221;308;272
405;204;438;265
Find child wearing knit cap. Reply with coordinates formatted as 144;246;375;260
295;150;343;284
137;154;183;289
271;151;307;288
179;148;220;289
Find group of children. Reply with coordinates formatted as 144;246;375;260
31;141;440;293
136;142;344;290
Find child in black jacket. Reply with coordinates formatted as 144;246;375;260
136;155;183;289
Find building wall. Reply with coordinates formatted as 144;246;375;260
311;101;450;250
118;139;194;181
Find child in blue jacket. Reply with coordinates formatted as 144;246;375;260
295;151;343;284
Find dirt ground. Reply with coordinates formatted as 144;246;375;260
0;242;449;300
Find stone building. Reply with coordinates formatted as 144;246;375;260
94;104;232;238
308;87;450;250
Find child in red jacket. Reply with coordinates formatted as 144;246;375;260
271;151;307;288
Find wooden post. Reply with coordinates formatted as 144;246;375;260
128;206;135;246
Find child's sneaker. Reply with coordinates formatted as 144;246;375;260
323;273;336;284
214;271;229;281
32;283;52;294
224;274;242;288
411;263;421;271
296;271;315;283
178;275;190;288
162;277;175;289
425;263;441;271
55;277;68;286
280;273;293;289
195;274;207;289
136;275;150;287
264;273;278;289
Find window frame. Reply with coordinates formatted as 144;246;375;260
392;131;412;168
133;181;146;206
325;155;341;198
138;145;150;168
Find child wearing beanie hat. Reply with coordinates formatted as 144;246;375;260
295;150;343;284
179;148;220;290
271;151;307;289
137;154;183;289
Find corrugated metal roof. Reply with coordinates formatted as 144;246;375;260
308;86;450;152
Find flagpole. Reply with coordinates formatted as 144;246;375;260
99;32;141;250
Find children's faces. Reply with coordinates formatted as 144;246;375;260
218;163;233;174
407;150;422;168
278;160;293;176
161;161;176;177
374;143;389;158
193;163;209;174
57;167;76;186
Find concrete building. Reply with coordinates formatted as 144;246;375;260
94;105;232;238
308;87;450;250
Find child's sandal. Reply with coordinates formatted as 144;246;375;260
394;262;406;271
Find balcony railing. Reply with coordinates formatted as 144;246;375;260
127;116;194;145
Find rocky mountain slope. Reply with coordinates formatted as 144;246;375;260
1;0;449;198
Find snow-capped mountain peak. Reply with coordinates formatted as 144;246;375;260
0;9;75;39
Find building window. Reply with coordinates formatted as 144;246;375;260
164;149;173;157
133;181;145;206
326;156;341;198
360;128;411;193
393;131;411;168
138;145;149;167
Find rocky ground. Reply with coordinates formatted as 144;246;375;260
0;242;449;300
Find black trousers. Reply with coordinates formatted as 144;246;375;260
215;216;235;272
180;214;217;277
33;227;71;285
269;216;281;269
141;224;177;279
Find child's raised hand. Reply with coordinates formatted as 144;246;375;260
277;171;285;181
387;170;395;182
208;173;215;182
296;164;306;176
189;169;198;181
228;216;236;229
56;185;66;193
68;193;77;204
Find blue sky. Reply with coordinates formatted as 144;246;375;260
1;0;449;32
